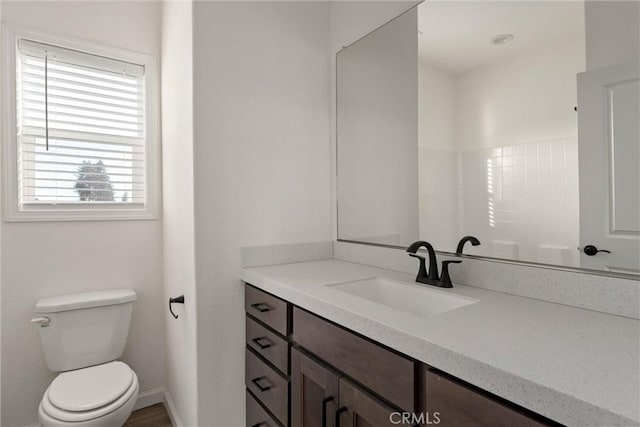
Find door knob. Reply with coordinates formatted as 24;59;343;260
583;245;611;256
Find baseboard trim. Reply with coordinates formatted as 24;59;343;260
133;386;165;411
163;390;184;427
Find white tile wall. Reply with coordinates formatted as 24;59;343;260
460;138;580;266
419;138;580;266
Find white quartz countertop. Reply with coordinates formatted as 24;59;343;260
241;259;640;427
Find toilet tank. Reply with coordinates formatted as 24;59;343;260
33;289;137;372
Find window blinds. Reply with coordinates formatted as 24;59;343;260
16;39;146;205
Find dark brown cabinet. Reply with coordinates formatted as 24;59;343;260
245;285;292;426
246;349;289;425
420;367;550;427
247;316;289;374
245;284;290;336
245;282;556;427
293;307;415;412
247;391;281;427
336;379;400;427
291;348;340;427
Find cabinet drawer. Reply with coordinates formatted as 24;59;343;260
246;348;289;426
422;368;550;427
245;284;289;336
246;391;282;427
247;315;289;374
293;307;414;411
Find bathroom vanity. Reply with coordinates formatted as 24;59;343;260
242;260;640;426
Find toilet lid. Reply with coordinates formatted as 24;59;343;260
48;361;134;412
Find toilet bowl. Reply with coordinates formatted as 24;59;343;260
38;361;139;427
32;290;139;427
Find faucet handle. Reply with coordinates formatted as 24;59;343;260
439;260;462;288
408;253;428;282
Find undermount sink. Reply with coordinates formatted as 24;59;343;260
328;277;478;318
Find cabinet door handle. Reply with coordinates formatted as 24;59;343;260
250;302;272;313
322;396;334;427
251;424;266;427
251;336;273;349
251;376;273;392
335;407;347;427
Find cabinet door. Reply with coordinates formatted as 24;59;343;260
292;347;340;427
336;378;400;427
422;368;549;427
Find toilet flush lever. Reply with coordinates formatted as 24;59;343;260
31;316;50;327
169;295;185;319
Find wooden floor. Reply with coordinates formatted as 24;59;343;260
124;403;172;427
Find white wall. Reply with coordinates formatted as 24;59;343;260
418;61;459;249
419;62;456;152
0;2;164;426
192;2;332;425
455;37;585;151
161;1;197;426
585;0;640;71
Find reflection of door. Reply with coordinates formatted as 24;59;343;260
577;61;640;273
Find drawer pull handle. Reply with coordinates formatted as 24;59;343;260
250;302;272;313
251;336;273;349
251;424;266;427
251;376;273;392
322;396;334;427
335;407;347;427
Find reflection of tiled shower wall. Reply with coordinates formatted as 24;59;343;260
459;138;580;266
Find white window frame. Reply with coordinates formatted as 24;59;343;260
2;25;160;221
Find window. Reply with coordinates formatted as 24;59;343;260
2;27;158;221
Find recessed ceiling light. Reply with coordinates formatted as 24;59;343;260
491;34;514;45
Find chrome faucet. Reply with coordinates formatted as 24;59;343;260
406;241;461;288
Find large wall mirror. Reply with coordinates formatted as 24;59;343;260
337;1;640;276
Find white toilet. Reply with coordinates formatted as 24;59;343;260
32;289;139;427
